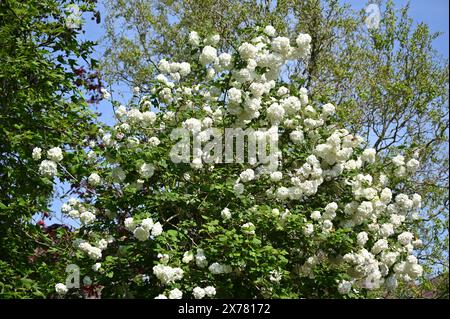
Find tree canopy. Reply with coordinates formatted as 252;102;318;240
0;0;448;299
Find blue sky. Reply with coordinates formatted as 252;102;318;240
44;0;449;225
343;0;449;57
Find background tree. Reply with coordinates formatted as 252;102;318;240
49;25;426;299
0;0;100;298
100;0;449;297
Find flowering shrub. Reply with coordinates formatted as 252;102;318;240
42;26;423;298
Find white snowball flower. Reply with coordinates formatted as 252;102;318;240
32;147;42;160
310;211;321;221
362;187;378;201
277;86;289;96
78;242;102;260
379;174;389;186
290;130;304;144
149;137;160;147
411;193;422;209
38;160;57;177
390;214;405;227
228;87;242;104
240;169;255;183
158;59;170;73
189;31;200;46
179;62;191;77
199;46;217;65
380;188;392;204
412;239;423;248
139;163;155;178
115;105;127;119
153;265;184;284
221;207;231;220
55;283;68;295
182;251;194;263
264;25;276;37
267;102;285;123
218;52;232;69
395;166;407;177
206;67;215;79
361;148;376;164
271;36;291;57
60;203;71;212
193;287;206;299
208;262;232;274
134;226;150;241
190;157;203;170
102;133;112;146
168;288;183;299
303;223;314;236
195;249;208;268
381;252;399;267
398;232;414;246
395;194;413;210
141;218;154;232
68;198;78;206
372;239;389;255
379;223;395;238
270;171;283;182
241;222;256;235
238;42;258;60
299;87;309;104
249;82;266;97
142;111;156;125
80;211;96;225
269;270;282;283
277;186;292;200
406;159;420;173
392;155;405;166
322;103;336;116
127;108;143;124
322;219;333;231
124;217;136;231
204;286;216;297
183;118;202;132
88;173;101;186
357;232;369;246
68;210;80;219
324;202;338;219
92;263;101;272
151;222;163;237
295;33;312;48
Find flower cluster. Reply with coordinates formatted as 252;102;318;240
124;217;163;241
152;264;184;285
45;25;424;299
35;147;63;178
